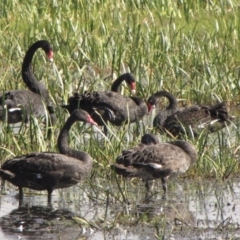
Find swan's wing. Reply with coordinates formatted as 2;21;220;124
162;106;212;135
1;153;89;185
116;143;189;170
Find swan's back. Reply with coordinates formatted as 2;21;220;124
0;152;93;191
0;90;50;124
0;90;46;112
114;140;197;180
63;91;147;126
159;103;233;137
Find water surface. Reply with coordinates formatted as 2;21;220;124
1;178;240;239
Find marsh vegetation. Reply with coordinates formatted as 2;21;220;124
0;0;240;239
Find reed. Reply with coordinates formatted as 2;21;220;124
0;3;240;236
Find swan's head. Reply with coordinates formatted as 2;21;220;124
42;41;54;62
124;73;136;94
86;115;98;126
46;50;54;62
28;40;54;62
147;96;156;113
130;82;136;94
72;109;98;126
141;134;160;145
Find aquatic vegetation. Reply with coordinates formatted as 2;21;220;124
0;0;240;238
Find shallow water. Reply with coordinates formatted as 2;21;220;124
1;178;240;240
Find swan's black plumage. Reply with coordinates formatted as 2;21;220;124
0;40;55;124
147;91;234;138
112;134;197;196
0;109;97;205
62;73;147;134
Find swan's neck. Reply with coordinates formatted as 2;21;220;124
21;41;49;101
130;96;144;106
171;141;197;164
154;91;178;112
57;117;91;162
111;75;126;93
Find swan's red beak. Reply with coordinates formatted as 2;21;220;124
47;50;54;62
147;103;155;113
87;116;98;126
130;82;136;94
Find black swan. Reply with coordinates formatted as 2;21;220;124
112;133;197;197
147;91;234;138
0;109;97;205
0;40;55;125
62;73;147;134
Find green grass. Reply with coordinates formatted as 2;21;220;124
0;2;240;235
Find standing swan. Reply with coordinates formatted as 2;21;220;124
0;109;97;205
147;91;234;138
62;73;147;135
112;134;197;197
0;40;55;124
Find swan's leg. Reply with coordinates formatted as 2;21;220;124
144;180;157;202
145;180;151;200
18;187;24;206
19;187;23;200
47;188;53;206
145;180;153;191
161;177;167;199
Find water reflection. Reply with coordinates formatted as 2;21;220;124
0;206;83;239
1;179;240;239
